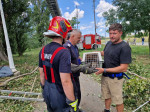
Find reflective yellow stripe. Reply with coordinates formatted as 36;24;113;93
64;20;71;27
52;21;59;29
69;99;78;111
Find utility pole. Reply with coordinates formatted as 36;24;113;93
0;0;17;72
76;5;78;29
105;25;106;44
93;0;97;43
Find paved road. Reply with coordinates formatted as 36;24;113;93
102;42;148;46
80;74;117;112
131;42;148;46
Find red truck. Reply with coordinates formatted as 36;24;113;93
77;34;101;50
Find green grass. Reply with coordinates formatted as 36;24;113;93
79;47;104;57
101;36;149;43
0;47;42;112
131;45;149;55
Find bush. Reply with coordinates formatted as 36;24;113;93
123;56;150;112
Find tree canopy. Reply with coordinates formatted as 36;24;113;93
0;0;51;59
0;0;31;57
68;17;80;29
103;0;150;54
30;0;50;46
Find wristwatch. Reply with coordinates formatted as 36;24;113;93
103;68;107;73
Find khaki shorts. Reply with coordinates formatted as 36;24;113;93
101;76;124;105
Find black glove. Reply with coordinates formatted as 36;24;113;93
66;98;79;112
40;83;44;89
71;63;94;74
81;67;98;74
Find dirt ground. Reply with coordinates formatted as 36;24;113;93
34;73;117;112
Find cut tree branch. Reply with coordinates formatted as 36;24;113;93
127;70;147;80
0;67;39;87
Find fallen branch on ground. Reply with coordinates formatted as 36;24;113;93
127;70;147;80
0;67;39;87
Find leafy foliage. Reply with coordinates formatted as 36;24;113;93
68;17;80;29
1;0;31;56
102;9;119;26
103;0;150;53
113;0;150;31
0;48;41;112
123;56;150;111
30;0;50;46
0;0;51;57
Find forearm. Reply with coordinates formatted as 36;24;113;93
105;65;128;73
39;67;45;86
100;51;104;56
79;56;82;61
62;80;75;101
60;73;75;101
95;64;128;75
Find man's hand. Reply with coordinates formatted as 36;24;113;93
95;68;104;75
66;98;79;112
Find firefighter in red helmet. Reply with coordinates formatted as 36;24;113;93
39;16;79;112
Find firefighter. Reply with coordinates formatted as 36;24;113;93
63;29;85;112
39;16;79;112
95;23;131;112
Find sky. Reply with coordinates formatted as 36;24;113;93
57;0;117;37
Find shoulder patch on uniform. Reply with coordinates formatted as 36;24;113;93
67;43;71;47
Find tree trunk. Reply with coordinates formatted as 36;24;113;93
0;38;8;61
0;14;8;61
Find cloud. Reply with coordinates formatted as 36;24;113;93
97;18;105;28
80;25;92;30
74;1;80;6
96;0;117;17
99;29;103;32
66;7;70;10
91;21;94;24
64;8;84;20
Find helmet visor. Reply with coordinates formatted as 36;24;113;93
43;30;61;37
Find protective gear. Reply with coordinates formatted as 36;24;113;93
66;98;79;112
40;83;44;89
103;72;130;80
43;16;72;39
104;109;110;112
71;63;98;74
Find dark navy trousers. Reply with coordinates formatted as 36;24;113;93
43;81;70;112
74;77;81;106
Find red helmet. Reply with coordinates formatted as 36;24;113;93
43;16;72;39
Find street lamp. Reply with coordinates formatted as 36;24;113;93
0;0;17;72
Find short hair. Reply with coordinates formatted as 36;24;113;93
109;23;122;32
67;29;81;40
71;29;81;35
